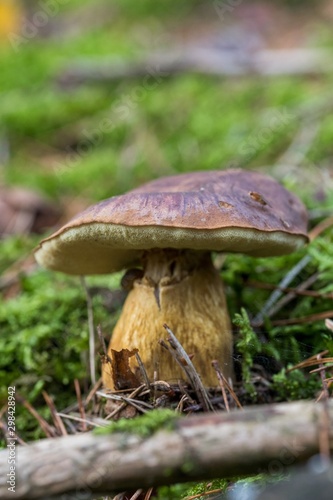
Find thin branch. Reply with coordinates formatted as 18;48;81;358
135;352;151;390
252;254;312;327
271;310;333;326
42;391;68;436
286;352;333;373
317;354;331;463
161;324;214;412
248;276;332;300
263;272;320;320
211;361;243;410
81;276;96;386
57;48;333;88
15;394;56;438
309;215;333;241
74;379;87;432
56;412;106;429
1;400;333;499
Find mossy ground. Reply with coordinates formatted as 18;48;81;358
0;1;333;498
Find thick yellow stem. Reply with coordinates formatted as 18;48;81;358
102;252;233;388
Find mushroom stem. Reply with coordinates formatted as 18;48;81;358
102;249;234;389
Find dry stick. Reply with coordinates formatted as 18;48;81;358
265;272;320;320
15;393;56;438
85;377;103;406
129;490;143;500
135;352;151;389
311;366;333;375
272;310;333;327
57;48;332;88
248;277;333;300
144;487;154;500
74;379;87;432
42;391;68;436
119;398;148;414
211;361;243;410
161;324;214;412
81;276;96;386
100;392;153;409
102;385;148;420
211;361;229;412
286;352;332;373
252;254;312;327
186;487;225;500
317;354;331;463
2;400;333;500
56;412;106;429
308;214;333;241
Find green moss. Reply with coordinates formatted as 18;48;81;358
181;479;229;499
0;264;112;437
94;409;179;437
234;308;262;390
272;369;322;401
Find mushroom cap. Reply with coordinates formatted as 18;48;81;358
35;169;309;275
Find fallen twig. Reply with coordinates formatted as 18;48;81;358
1;400;332;499
81;277;96;386
248;277;332;300
252;254;312;327
15;394;56;438
57;48;333;88
286;351;332;373
212;361;243;411
160;324;214;412
271;310;333;326
42;391;67;436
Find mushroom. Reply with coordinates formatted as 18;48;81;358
34;169;308;387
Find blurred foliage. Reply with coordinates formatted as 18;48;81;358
271;369;322;401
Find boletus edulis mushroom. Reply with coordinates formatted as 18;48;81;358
35;169;309;387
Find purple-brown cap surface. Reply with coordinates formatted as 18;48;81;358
34;169;309;275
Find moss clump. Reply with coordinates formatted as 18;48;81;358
271;368;322;401
233;308;279;395
94;409;179;437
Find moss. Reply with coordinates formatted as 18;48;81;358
0;264;112;440
94;409;179;437
272;369;322;401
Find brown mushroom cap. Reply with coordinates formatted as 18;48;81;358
35;169;308;275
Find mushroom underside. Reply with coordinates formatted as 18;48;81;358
35;223;308;275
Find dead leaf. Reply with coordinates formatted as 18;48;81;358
110;348;141;390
